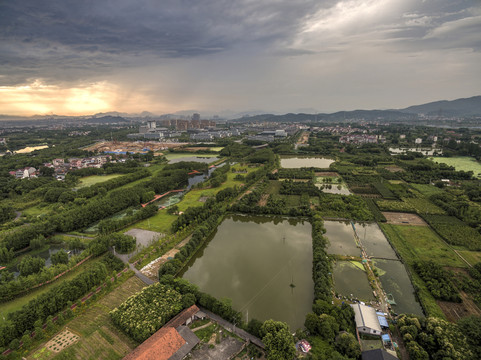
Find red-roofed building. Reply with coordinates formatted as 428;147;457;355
123;327;185;360
123;305;202;360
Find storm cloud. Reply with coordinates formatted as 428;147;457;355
0;0;480;115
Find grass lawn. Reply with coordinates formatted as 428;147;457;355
266;180;282;195
430;156;481;177
380;224;465;268
23;204;54;217
457;250;481;266
77;174;123;188
0;257;101;323
27;276;146;360
126;209;178;234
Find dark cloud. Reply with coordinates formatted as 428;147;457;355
0;0;324;84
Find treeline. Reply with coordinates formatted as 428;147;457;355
98;205;157;234
0;204;15;225
304;300;359;359
311;214;332;301
413;261;461;302
318;194;374;221
398;158;473;183
74;169;151;199
230;184;312;217
159;275;243;332
279;180;319;196
430;192;481;233
271;168;313;180
0;167;192;252
398;314;474;360
0;262;108;348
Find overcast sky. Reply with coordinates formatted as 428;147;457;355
0;0;480;116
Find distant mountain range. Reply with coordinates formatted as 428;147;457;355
230;96;481;122
400;96;481;116
0;95;480;122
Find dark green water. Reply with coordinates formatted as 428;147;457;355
280;157;334;168
374;259;423;316
180;215;314;331
332;261;375;301
355;223;398;259
324;221;360;257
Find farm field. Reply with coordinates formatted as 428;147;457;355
430;156;481;177
380;224;466;268
27;276;145;360
76;174;123;188
457;250;481;266
164;153;219;162
0;257;100;324
410;183;445;197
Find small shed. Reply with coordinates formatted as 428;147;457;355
351;303;382;336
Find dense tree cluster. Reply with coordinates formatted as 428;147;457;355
398;314;474;360
111;234;136;254
413;261;461;302
0;204;15;224
311;215;332;301
260;320;296;360
98;204;157;234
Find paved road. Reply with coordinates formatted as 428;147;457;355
112;249;155;285
199;306;265;349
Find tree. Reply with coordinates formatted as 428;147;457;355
51;250;69;265
260;320;296;360
18;256;45;276
335;332;361;359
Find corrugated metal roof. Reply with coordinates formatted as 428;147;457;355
351;303;382;332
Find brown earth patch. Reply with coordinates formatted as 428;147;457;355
437;290;481;322
383;212;428;226
258;194;270;207
385;166;405;173
45;329;80;352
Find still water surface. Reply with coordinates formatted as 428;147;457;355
332;261;374;301
181;215;314;330
280;157;334;168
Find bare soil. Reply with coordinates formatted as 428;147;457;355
383;212;428;226
258;194;269;206
189;337;244;360
385;166;405;173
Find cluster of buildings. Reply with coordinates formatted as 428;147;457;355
10;155;114;180
339;134;386;144
190;129;241;141
247;129;288;142
9;167;38;179
351;303;398;360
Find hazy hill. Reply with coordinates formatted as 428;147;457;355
401;96;481;116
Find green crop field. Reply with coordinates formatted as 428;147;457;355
430;156;481;177
457;251;481;266
77;174;123;188
401;197;446;215
380;224;465;268
410;183;445;197
27;276;145;360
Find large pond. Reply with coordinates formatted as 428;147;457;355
374;259;423;316
324;221;360;257
389;148;441;156
354;223;398;260
332;261;374;302
180;215;314;331
280;157;335;169
166;154;219;164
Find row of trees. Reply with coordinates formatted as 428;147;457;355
98;204;157;234
0;262;108;348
